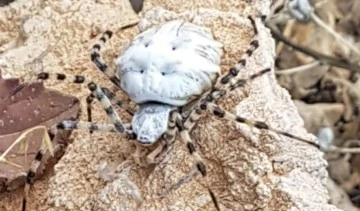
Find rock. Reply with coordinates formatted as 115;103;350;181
0;0;338;210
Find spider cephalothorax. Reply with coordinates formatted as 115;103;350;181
21;17;320;211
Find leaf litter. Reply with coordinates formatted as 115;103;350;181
0;69;80;192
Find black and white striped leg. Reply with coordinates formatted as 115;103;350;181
57;120;135;139
146;112;178;164
22;146;47;211
57;120;115;133
184;68;271;132
37;72;129;135
100;86;135;115
91;30;122;88
86;87;134;133
211;68;271;100
88;82;128;134
163;111;178;144
214;16;259;90
86;94;95;134
201;101;320;148
173;112;221;211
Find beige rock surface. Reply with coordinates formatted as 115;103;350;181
0;0;339;210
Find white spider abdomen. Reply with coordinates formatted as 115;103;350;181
116;20;223;106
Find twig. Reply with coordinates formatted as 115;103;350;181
310;12;360;57
325;146;360;154
314;0;328;8
276;61;321;75
324;140;360;154
266;22;360;73
276;19;296;55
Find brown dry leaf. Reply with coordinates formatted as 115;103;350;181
0;73;80;192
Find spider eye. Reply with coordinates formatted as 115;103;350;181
145;43;149;47
161;72;165;76
172;46;176;50
140;70;144;74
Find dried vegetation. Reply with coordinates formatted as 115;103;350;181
269;0;360;210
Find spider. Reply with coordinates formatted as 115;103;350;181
21;16;320;211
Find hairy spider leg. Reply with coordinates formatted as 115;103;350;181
22;148;45;211
56;121;120;133
86;94;95;133
90;30;136;132
173;112;220;211
86;86;135;133
186;67;319;148
99;86;135;115
91;30;123;88
213;16;259;90
90;22;139;88
55;121;134;138
37;72;129;135
162;111;178;143
184;69;270;131
201;102;319;148
145;113;179;164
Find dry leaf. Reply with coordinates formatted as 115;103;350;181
0;73;80;191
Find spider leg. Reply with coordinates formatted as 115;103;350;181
146;113;178;164
172;112;221;211
163;112;178;143
56;120;133;135
181;14;317;147
214;16;259;91
86;94;95;133
212;68;271;100
100;86;135;115
86;86;134;134
22;149;44;211
201;101;319;148
184;68;271;131
37;72;130;135
91;30;122;88
21;126;58;211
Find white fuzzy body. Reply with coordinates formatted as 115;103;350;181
116;20;223;106
116;21;223;144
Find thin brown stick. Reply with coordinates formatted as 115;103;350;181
266;22;360;73
325;146;360;154
310;12;360;57
276;61;321;75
